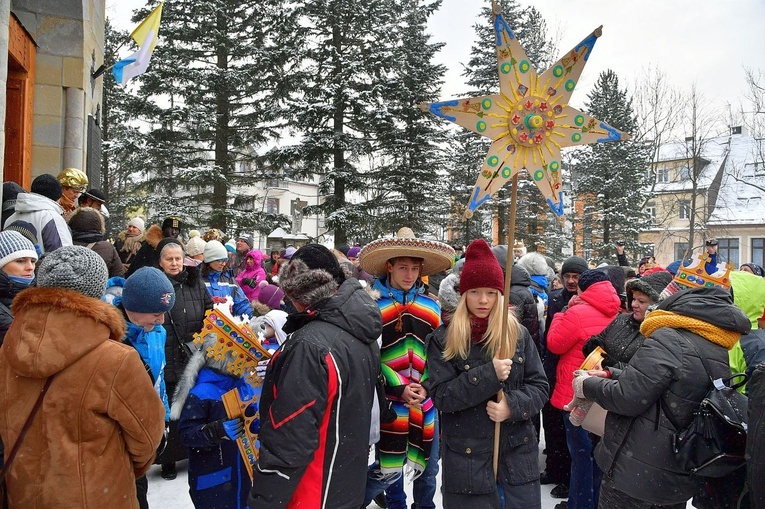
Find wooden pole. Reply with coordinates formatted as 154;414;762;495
494;173;519;479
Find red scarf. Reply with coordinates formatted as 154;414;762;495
470;314;489;342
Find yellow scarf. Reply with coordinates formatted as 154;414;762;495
640;309;740;350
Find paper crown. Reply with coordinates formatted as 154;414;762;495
659;253;735;300
193;305;272;386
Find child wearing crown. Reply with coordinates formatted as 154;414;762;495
171;326;258;509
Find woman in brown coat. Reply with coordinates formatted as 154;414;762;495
0;246;165;508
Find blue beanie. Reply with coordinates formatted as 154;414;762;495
578;269;610;292
666;260;682;276
123;267;175;313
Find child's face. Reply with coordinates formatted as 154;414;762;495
125;310;165;332
465;288;498;319
263;323;276;339
246;258;255;267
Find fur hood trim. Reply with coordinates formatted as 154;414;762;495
12;286;126;339
145;224;164;248
170;348;208;420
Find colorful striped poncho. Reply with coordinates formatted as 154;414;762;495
372;277;440;477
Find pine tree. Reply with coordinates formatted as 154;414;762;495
364;0;451;239
452;0;556;248
113;0;297;232
265;0;401;246
575;69;651;261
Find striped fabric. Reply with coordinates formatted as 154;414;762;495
375;280;440;476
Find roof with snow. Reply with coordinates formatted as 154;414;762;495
652;135;732;192
707;135;765;226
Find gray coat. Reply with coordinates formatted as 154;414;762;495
583;287;750;505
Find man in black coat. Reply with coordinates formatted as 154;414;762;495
540;255;589;497
249;245;382;509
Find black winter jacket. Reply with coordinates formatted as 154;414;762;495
509;264;541;353
164;266;213;386
428;325;548;494
249;278;382;509
582;287;751;505
582;312;644;369
747;362;765;509
0;272;28;346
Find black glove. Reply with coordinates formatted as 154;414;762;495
202;417;244;443
242;278;255;287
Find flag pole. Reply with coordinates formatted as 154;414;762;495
92;36;132;80
494;173;519;479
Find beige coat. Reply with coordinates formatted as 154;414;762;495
0;287;165;508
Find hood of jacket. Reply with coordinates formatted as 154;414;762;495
578;280;621;317
730;271;765;328
12;192;63;215
285;278;382;345
5;287;126;378
245;249;263;265
511;264;531;288
657;286;751;334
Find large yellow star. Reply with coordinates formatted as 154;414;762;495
421;4;629;219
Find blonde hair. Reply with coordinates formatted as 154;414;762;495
443;292;520;361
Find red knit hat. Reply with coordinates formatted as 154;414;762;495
459;239;505;295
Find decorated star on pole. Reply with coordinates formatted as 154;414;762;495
420;2;629;219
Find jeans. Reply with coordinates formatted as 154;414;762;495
363;461;402;506
385;415;440;509
563;412;602;509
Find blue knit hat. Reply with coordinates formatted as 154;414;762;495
123;267;176;313
578;269;610;292
0;230;37;269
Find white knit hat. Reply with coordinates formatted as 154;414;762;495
186;235;207;257
0;230;38;269
203;240;228;263
128;216;145;232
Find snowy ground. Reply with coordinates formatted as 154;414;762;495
147;439;562;508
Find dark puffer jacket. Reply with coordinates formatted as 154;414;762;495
427;325;548;495
508;264;541;353
582;313;644;369
249;278;381;509
164;265;213;386
748;362;765;509
582;287;751;505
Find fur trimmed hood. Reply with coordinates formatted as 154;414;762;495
170;346;209;420
517;252;554;280
5;287;126;378
279;258;339;306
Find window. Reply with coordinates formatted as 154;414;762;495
717;238;739;266
644;202;656;222
677;164;691;180
674;242;689;261
753;238;765;267
266;198;279;214
678;200;691;220
235;196;256;211
657;168;670;183
745;162;765;177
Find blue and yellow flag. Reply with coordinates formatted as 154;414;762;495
112;2;163;85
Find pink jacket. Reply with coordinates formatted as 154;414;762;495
235;250;267;301
547;280;620;409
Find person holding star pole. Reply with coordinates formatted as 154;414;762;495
427;238;548;508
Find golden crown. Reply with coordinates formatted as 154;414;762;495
674;253;735;291
193;306;272;386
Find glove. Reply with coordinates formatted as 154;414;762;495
256;359;270;379
203;417;245;442
572;370;591;399
564;397;593;427
242;278;255;287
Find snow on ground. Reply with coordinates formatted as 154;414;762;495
148;435;561;508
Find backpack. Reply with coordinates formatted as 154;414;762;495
660;336;748;478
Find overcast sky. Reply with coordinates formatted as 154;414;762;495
107;0;765;134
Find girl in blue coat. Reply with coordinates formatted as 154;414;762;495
172;332;257;509
202;240;252;318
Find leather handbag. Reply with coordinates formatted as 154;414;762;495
0;377;55;508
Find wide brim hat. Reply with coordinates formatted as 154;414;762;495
359;227;455;277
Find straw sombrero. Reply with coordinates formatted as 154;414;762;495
359;227;455;277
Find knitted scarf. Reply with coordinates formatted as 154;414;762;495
374;277;439;478
640;309;741;350
59;195;76;216
470;315;489;342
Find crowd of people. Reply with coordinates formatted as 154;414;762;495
0;171;764;509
